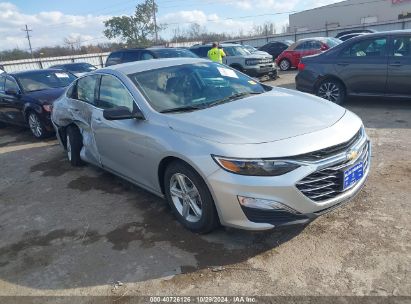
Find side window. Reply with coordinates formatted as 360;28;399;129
76;75;99;104
0;76;5;92
342;38;387;57
310;41;322;50
392;36;411;57
98;75;134;111
123;51;141;63
66;82;76;98
5;77;20;92
295;41;308;50
141;51;155;60
106;52;122;66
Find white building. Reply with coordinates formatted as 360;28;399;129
289;0;411;32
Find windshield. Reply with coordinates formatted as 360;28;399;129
128;62;269;113
16;71;76;92
223;46;251;56
151;49;198;58
244;45;257;52
65;63;96;72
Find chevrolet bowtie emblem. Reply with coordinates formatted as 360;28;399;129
347;150;359;161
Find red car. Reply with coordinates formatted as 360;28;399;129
275;37;342;71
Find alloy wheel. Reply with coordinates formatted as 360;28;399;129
318;82;340;103
169;173;203;223
28;113;42;138
279;60;290;71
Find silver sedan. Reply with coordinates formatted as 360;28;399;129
51;58;371;233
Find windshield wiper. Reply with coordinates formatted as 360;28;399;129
206;92;263;108
160;105;204;113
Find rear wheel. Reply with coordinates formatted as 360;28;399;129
316;79;346;104
27;112;48;139
66;126;84;166
164;161;219;233
279;59;291;71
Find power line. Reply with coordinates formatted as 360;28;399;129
22;25;34;58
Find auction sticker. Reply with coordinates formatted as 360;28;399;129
217;67;238;78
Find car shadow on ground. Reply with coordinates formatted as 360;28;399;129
0;125;56;148
0;131;307;289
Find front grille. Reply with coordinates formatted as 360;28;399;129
295;129;362;161
296;140;370;202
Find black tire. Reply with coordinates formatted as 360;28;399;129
316;79;346;105
0;121;7;128
27;111;49;139
279;59;291;71
66;125;84;166
164;161;219;233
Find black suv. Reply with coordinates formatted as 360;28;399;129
105;48;197;67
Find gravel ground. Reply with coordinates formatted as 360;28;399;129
0;71;410;298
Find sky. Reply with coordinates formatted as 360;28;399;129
0;0;344;51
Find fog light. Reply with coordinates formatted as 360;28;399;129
238;196;297;214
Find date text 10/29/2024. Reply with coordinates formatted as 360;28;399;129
149;296;257;303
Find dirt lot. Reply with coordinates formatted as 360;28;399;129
0;71;410;297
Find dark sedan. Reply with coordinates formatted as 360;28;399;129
296;30;411;104
0;69;76;138
49;62;97;77
105;48;198;67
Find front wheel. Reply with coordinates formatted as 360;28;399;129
164;161;219;233
279;59;291;71
316;79;346;104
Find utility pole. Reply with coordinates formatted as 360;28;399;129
152;0;158;43
22;25;34;58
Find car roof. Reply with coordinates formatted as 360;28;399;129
191;43;240;48
111;47;188;53
9;68;69;76
51;62;91;66
99;57;210;75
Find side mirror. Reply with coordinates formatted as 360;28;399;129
103;106;144;121
5;89;19;96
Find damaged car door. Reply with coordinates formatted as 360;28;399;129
65;75;101;166
92;74;151;188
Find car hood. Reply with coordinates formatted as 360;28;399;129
166;88;346;144
25;87;66;104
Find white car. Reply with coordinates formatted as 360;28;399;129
52;58;371;233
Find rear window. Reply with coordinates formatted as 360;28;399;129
151;49;197;58
190;47;209;58
123;51;141;63
106;52;122;66
326;38;342;48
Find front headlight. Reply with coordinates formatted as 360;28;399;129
212;155;300;176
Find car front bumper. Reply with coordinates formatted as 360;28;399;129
206;136;371;230
244;65;277;78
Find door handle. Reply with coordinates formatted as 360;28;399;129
69;108;80;112
337;62;349;66
389;62;402;67
94;117;102;124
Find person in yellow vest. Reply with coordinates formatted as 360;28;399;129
207;42;226;64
